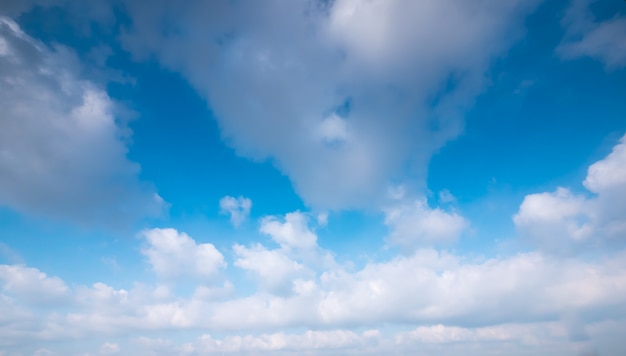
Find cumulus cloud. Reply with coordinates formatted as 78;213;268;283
260;211;318;250
119;0;540;210
2;247;626;353
384;199;468;248
514;134;626;253
558;0;626;68
0;17;164;226
233;244;309;294
140;228;225;281
0;265;69;306
219;196;252;227
234;211;329;294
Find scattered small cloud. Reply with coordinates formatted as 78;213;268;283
219;196;252;227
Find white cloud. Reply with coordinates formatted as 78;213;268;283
318;113;349;144
558;0;626;68
233;244;308;294
514;134;626;252
0;17;164;226
140;228;225;281
0;265;69;305
260;211;318;250
123;321;626;355
120;0;540;210
514;187;593;252
438;189;456;204
194;329;366;354
2;244;626;354
99;342;119;354
384;199;468;248
220;196;252;227
317;212;329;227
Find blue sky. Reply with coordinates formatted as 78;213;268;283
0;0;625;354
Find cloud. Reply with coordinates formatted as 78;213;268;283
120;0;540;210
140;228;225;281
384;199;468;248
235;211;328;294
0;17;164;226
33;349;56;356
43;249;626;333
318;113;350;144
193;329;370;354
3;247;626;353
317;212;329;227
0;264;69;306
558;0;626;68
514;134;626;253
260;211;318;250
1;204;626;352
99;342;120;354
219;196;252;227
438;189;456;204
233;244;308;294
123;321;626;355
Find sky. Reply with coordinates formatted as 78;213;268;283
0;0;625;355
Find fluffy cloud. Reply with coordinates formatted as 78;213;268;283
233;244;308;294
220;196;252;227
2;194;626;351
120;0;540;210
0;17;164;226
260;211;318;250
234;211;327;294
0;265;69;306
558;0;626;68
514;134;626;253
140;228;225;281
384;199;468;248
2;189;626;351
2;247;626;354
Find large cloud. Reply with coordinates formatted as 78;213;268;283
0;17;164;226
119;0;540;210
